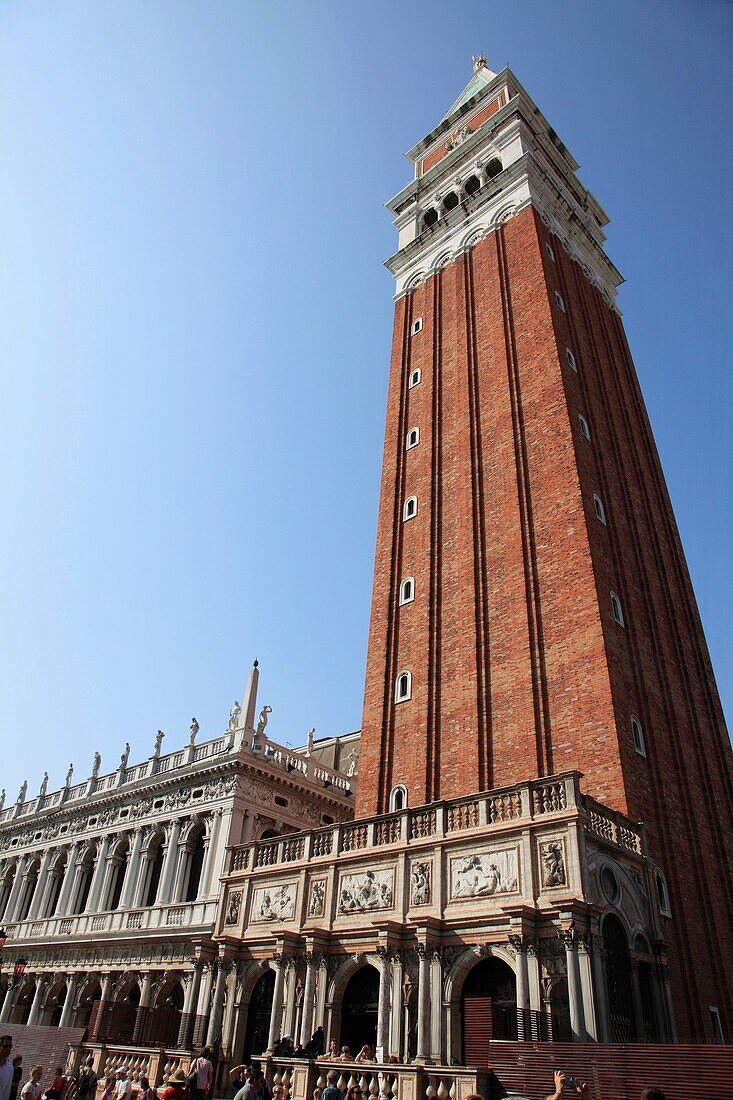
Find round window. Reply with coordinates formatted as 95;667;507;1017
601;866;620;903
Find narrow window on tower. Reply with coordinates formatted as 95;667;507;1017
610;592;625;627
411;318;423;336
403;496;418;521
395;671;412;703
399;577;415;606
406;428;419;450
388;784;408;811
655;869;671;916
546;243;556;262
579;415;591;441
593;494;607;524
555;291;567;313
409;368;422;388
566;347;577;371
631;715;646;757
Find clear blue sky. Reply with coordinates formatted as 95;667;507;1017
1;0;731;798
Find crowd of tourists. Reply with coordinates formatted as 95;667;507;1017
0;1033;671;1100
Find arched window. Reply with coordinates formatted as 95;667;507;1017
555;291;567;313
423;208;438;230
464;175;481;196
547;243;556;262
655;869;671;916
395;671;412;703
579;415;591;441
399;577;415;606
409;369;421;388
411;318;423;336
566;347;577;370
611;592;625;627
389;785;408;811
406;428;419;450
631;715;646;757
593;494;606;524
486;157;503;178
145;835;166;907
443;192;459;212
403;496;418;521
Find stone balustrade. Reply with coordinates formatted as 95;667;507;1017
265;1059;490;1100
5;897;219;942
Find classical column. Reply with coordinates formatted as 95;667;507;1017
27;975;49;1026
415;946;431;1063
206;960;230;1046
4;858;28;922
133;971;154;1044
55;844;81;916
86;836;111;913
298;954;317;1047
281;962;298;1042
97;854;118;913
132;843;154;911
375;948;390;1061
89;972;114;1041
509;936;530;1040
120;829;145;909
201;812;222;898
0;982;17;1024
429;950;443;1064
389;953;403;1061
193;964;214;1048
178;962;203;1049
266;956;286;1054
590;934;609;1042
578;936;598;1041
27;850;54;920
157;821;182;905
560;930;586;1042
58;973;79;1028
171;843;191;905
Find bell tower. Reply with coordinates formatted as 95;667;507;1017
357;58;733;1039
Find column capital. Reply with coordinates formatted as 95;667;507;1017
558;928;579;950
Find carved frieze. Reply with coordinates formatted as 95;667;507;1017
449;847;519;900
307;878;327;918
251;882;297;923
338;868;394;914
410;860;431;906
539;839;567;888
225;889;242;926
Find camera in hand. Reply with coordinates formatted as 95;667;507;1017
564;1076;577;1090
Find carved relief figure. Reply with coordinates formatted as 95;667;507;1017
338;868;394;914
225;890;242;926
252;882;296;922
541;840;566;887
308;879;326;918
410;861;431;906
450;848;518;900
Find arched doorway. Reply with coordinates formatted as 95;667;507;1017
243;969;275;1060
604;914;636;1041
634;936;659;1042
340;966;379;1056
461;957;517;1063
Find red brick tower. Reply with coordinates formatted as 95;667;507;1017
358;58;733;1041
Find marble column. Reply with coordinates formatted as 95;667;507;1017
171;844;191;905
58;973;79;1029
178;963;203;1049
389;953;403;1061
90;973;113;1041
415;946;431;1063
207;960;230;1046
55;844;81;916
578;936;598;1041
27;976;49;1026
194;964;214;1047
298;955;317;1047
86;836;111;913
4;859;28;923
133;971;154;1043
266;957;286;1054
97;856;118;913
157;821;182;905
27;850;54;920
375;948;390;1061
0;983;17;1025
201;812;222;897
120;829;145;909
590;934;609;1042
509;936;530;1040
561;931;586;1042
281;963;298;1042
429;950;443;1063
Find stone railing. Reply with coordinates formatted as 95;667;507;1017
264;1059;490;1100
4;897;219;942
260;739;353;793
228;774;584;875
584;797;643;854
82;1044;188;1089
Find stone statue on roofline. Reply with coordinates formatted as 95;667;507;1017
91;751;101;778
39;772;49;798
227;701;241;732
120;742;131;769
306;727;315;756
17;779;27;804
0;789;5;812
189;717;200;745
256;705;272;738
64;763;73;787
154;729;165;757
